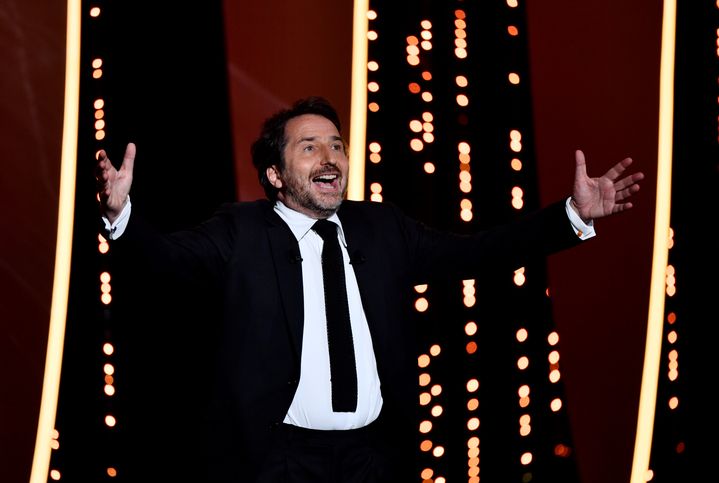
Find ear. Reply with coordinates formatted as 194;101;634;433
266;165;283;189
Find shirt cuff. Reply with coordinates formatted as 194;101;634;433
565;197;595;240
102;197;132;240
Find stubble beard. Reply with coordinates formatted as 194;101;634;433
282;175;346;219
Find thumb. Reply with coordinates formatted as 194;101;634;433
574;149;587;180
120;142;136;175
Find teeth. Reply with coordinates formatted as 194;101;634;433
314;174;337;182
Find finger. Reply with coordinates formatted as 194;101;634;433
613;171;645;192
615;182;641;201
603;157;633;181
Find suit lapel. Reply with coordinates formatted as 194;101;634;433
264;206;304;359
337;203;389;361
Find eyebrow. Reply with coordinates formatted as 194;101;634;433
297;135;343;144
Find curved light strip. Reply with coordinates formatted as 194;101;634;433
630;1;675;482
29;0;81;481
348;0;369;201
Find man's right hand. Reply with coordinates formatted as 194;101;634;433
96;142;135;225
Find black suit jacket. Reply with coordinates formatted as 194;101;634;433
113;198;581;482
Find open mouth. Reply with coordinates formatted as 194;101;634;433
312;173;340;190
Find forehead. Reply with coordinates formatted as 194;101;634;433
285;114;340;140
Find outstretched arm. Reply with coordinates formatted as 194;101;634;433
96;142;136;224
570;149;644;222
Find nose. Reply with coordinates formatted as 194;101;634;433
319;144;337;165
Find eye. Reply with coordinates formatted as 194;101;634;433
303;144;315;152
331;143;343;151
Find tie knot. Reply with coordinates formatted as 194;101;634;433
313;219;337;241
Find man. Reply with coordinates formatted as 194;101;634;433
96;96;643;482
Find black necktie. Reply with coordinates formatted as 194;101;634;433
312;219;358;412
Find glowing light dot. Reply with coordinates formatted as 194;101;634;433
367;31;378;41
370;182;382;194
467;417;480;430
421;92;433;102
430;384;442;396
418;354;430;368
410;139;424;151
466;378;479;392
367;10;377;20
424;162;435;174
507;0;519;7
509;73;520;84
521;452;533;465
368;102;380;112
516;328;528;342
410;120;423;132
551;398;563;411
511;158;523;171
548;332;559;345
367;82;379;92
420;420;433;434
456;94;469;106
466;341;477;354
517;356;529;370
508;25;519;36
50;469;61;480
94;99;104;109
433;446;445;457
90;7;101;17
105;415;116;427
421;20;432;29
414;297;429;312
549;369;561;383
429;344;441;356
465;321;477;336
455;48;467;59
368;61;379;71
370;193;383;202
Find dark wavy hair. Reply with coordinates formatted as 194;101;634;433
251;96;343;201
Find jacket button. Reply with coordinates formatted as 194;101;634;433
288;379;297;386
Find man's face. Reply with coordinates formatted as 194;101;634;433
268;114;349;219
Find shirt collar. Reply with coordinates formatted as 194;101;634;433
274;200;348;247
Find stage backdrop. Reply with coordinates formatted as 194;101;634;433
223;3;657;483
